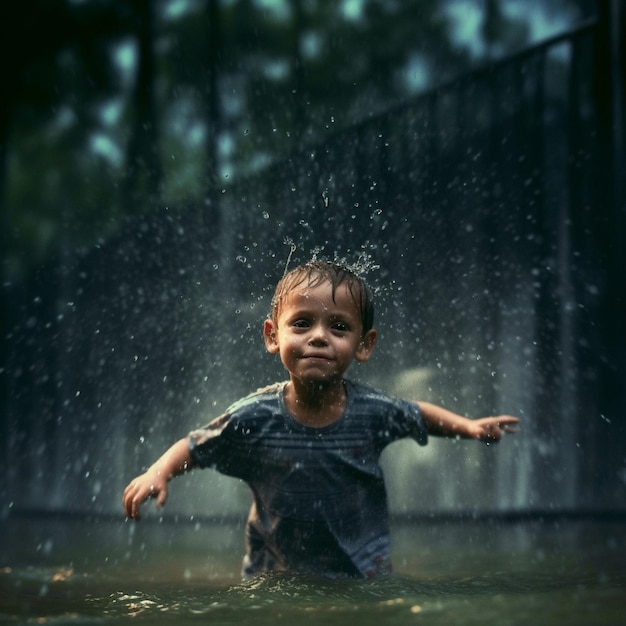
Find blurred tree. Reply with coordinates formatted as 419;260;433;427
2;0;589;278
122;0;163;213
203;0;222;233
482;0;530;58
0;0;129;279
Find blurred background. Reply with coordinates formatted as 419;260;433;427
1;0;624;522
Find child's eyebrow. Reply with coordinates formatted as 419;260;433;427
285;309;354;322
283;307;317;320
328;313;353;321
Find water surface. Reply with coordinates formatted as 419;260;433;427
1;516;624;625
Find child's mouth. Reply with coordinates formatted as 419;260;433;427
304;353;332;360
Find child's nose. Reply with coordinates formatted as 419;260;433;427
308;325;328;344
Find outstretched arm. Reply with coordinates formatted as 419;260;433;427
417;401;519;443
122;437;194;520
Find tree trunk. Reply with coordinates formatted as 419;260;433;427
122;0;162;213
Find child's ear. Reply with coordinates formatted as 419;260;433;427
263;319;280;354
355;329;377;363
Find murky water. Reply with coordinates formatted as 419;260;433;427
1;516;624;625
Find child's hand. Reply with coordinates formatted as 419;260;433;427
122;470;169;520
122;438;192;520
471;415;519;443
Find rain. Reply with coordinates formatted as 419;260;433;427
1;0;624;623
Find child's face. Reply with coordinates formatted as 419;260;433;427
264;279;377;386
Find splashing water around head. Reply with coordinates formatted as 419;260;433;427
280;238;381;287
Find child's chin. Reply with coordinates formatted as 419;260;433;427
299;373;342;386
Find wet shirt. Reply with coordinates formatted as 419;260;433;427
188;380;428;579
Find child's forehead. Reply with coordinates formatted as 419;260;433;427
279;280;358;313
284;279;349;301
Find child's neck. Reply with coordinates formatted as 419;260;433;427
285;378;346;428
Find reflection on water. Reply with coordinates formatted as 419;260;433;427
1;516;624;625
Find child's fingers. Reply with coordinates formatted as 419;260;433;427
482;416;519;437
156;489;167;508
123;481;150;520
123;484;137;519
485;424;504;442
497;415;519;434
122;483;135;518
477;416;519;442
122;480;168;519
146;482;169;508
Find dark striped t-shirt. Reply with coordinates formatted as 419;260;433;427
188;379;428;579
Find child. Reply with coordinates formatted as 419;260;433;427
123;260;519;579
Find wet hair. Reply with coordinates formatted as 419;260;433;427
270;260;375;335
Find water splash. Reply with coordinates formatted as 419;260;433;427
280;238;298;279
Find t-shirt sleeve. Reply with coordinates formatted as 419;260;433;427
384;397;428;447
187;385;283;479
188;413;236;472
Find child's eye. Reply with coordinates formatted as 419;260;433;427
332;322;349;332
292;319;310;328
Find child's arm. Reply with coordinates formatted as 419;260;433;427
417;401;519;442
122;437;194;520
